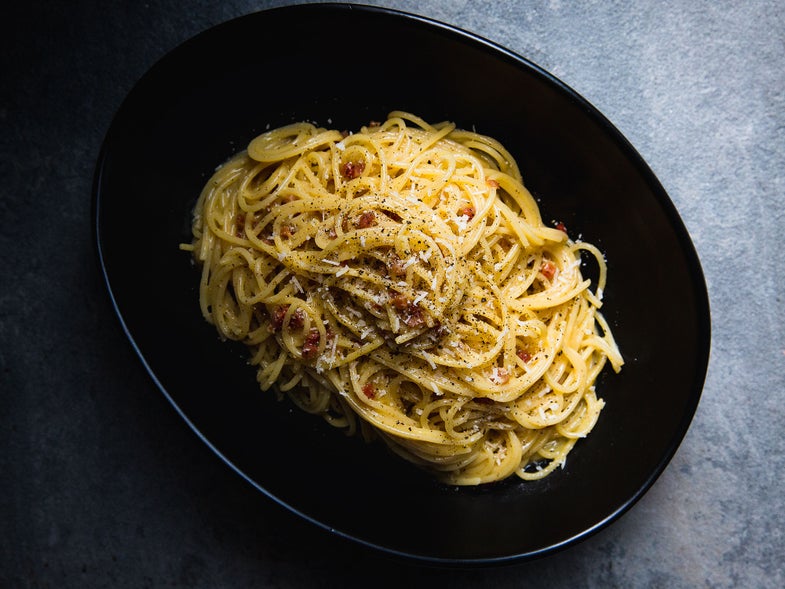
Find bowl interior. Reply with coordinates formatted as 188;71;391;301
95;4;710;563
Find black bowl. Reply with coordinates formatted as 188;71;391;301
93;3;710;564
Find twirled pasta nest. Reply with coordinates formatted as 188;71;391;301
185;112;623;485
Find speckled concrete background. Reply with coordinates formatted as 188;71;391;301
2;1;783;587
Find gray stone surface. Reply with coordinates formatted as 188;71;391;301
2;1;783;587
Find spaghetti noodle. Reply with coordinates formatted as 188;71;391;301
183;112;623;485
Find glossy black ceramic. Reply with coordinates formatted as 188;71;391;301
93;4;710;564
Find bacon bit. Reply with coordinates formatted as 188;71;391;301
555;221;567;233
368;120;381;127
541;260;557;280
340;130;350;138
388;290;428;329
486;178;500;189
457;205;476;220
388;253;407;278
325;227;337;240
341;161;365;179
289;308;305;330
490;367;510;385
404;305;425;328
356;211;376;228
301;328;321;360
234;214;246;237
269;305;289;332
280;224;295;239
361;383;376;399
383;210;402;222
389;291;410;310
517;349;532;363
269;305;304;332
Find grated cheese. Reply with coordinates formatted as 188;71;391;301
454;214;470;232
328;333;338;367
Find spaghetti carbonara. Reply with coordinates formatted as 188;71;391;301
184;112;623;485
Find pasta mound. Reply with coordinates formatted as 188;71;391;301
185;112;623;485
